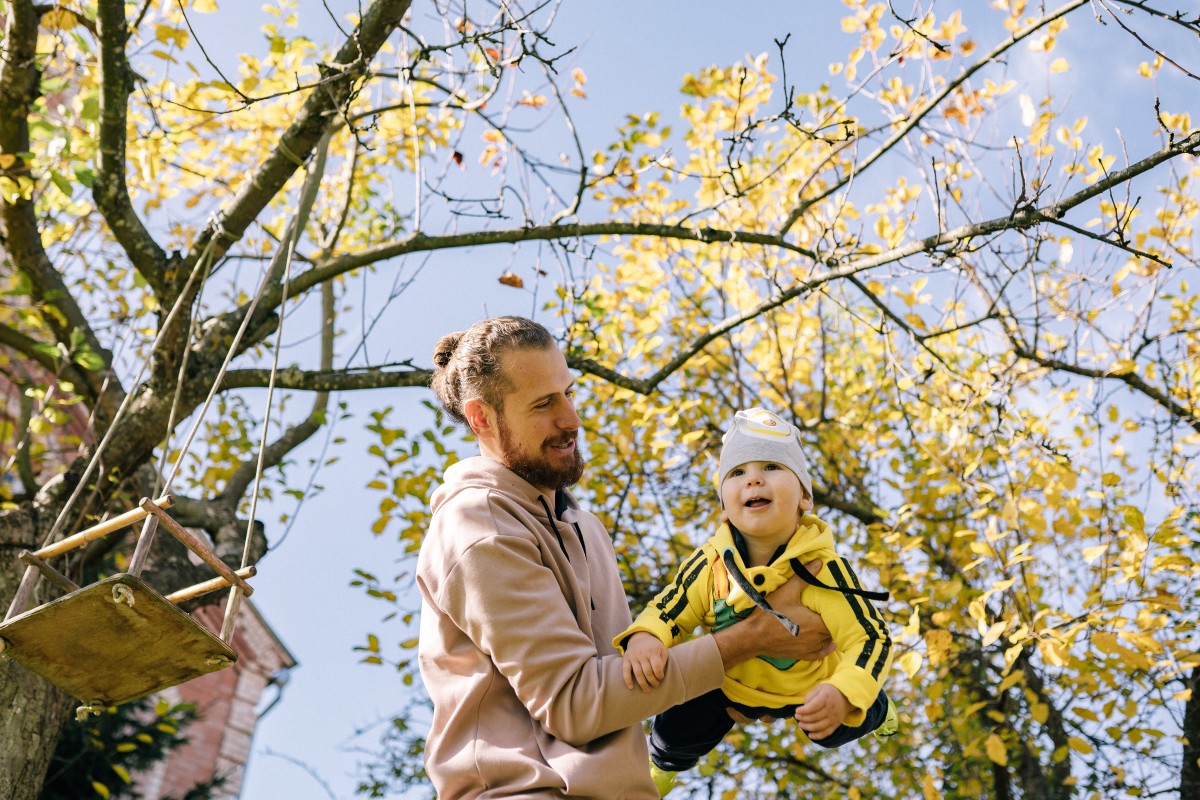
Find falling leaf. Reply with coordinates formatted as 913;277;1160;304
498;272;524;288
518;91;547;108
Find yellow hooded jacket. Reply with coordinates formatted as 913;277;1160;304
616;515;892;724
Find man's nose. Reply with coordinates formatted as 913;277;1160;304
559;403;581;430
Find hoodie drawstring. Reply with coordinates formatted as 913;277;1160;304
721;550;800;636
789;558;890;602
538;495;594;610
538;495;569;558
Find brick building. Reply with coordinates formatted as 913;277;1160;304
134;601;296;799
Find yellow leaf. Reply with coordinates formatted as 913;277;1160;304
43;8;80;28
1039;638;1068;667
1003;643;1022;673
899;650;923;678
982;620;1008;647
1050;58;1069;73
1108;359;1136;376
193;0;219;11
926;629;952;665
1068;736;1094;755
92;783;111;799
518;91;547;108
985;733;1008;765
481;129;505;143
1082;544;1107;564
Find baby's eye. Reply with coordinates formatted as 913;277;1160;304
730;468;745;477
765;463;781;470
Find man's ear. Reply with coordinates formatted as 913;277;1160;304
464;397;495;438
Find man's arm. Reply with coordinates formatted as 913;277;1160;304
711;560;834;670
437;524;725;746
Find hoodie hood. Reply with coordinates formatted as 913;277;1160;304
431;455;585;526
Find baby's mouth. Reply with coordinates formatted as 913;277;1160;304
745;497;770;508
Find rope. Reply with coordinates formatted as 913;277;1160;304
221;129;332;641
154;244;217;497
36;235;223;550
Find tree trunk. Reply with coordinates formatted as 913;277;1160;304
1182;666;1200;800
0;539;74;800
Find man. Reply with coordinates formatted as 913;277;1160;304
417;316;833;798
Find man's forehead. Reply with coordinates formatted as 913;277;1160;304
501;346;573;395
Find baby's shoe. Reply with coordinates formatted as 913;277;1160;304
649;760;677;796
873;696;899;741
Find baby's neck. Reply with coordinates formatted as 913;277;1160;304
742;525;799;567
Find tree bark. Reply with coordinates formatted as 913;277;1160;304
1182;666;1200;800
0;505;74;800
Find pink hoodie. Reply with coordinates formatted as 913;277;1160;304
417;456;725;798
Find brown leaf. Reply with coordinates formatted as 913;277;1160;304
498;272;524;288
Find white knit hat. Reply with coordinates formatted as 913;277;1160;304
717;408;813;498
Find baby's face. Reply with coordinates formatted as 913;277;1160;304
721;461;810;541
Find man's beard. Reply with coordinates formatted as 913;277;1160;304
497;417;585;492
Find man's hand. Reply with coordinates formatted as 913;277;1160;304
622;632;668;692
794;683;850;741
711;560;834;670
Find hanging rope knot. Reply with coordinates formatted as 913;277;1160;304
76;702;105;722
111;583;135;607
277;139;307;168
206;213;236;245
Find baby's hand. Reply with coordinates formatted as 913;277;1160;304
622;632;668;693
794;683;850;741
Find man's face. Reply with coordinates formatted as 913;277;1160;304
492;346;584;492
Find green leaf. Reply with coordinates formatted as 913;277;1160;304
73;165;95;188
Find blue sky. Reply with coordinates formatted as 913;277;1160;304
223;4;857;797
167;2;1198;797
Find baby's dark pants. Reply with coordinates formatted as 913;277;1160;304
649;688;891;772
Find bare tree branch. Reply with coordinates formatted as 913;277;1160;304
94;0;168;290
778;0;1091;235
183;0;413;270
1012;347;1199;433
219;365;430;392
